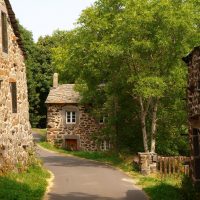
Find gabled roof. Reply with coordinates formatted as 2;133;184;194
4;0;25;56
45;84;80;104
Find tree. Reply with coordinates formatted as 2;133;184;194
51;0;199;154
19;24;54;127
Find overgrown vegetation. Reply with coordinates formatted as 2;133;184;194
0;164;50;200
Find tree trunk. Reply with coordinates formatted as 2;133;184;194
141;113;149;152
139;97;151;152
150;98;159;153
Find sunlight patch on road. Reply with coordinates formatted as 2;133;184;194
121;178;135;183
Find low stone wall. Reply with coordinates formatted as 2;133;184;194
138;152;157;175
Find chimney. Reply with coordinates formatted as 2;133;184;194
53;73;58;88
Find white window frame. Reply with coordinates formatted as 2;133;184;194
66;111;76;124
100;141;110;151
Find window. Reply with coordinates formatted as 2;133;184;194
10;82;17;113
99;115;108;124
1;11;8;53
0;79;3;89
66;111;76;124
100;141;110;151
194;158;200;179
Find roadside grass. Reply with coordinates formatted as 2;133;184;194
0;164;50;200
36;129;183;200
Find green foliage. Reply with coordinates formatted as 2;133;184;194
49;0;199;155
131;76;167;99
19;0;200;154
0;165;50;200
19;24;54;127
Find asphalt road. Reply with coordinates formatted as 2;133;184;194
35;135;148;200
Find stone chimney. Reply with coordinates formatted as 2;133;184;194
53;73;58;88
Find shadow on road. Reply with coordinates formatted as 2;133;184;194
39;153;115;169
48;190;145;200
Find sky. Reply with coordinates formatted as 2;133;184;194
9;0;96;41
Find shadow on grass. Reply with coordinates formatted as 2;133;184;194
143;182;182;200
0;176;44;200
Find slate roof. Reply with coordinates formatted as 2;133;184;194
5;0;25;56
45;84;80;104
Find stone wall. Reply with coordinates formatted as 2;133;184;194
0;0;33;173
47;104;102;151
187;47;200;118
184;46;200;188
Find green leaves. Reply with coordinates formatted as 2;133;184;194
132;77;167;99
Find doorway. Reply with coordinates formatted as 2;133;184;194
65;139;78;151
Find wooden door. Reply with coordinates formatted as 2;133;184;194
65;139;78;151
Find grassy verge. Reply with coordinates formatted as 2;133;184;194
36;129;183;200
0;164;50;200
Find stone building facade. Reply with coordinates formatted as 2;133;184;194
183;46;200;188
46;74;109;151
0;0;33;173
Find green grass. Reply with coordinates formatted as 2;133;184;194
36;129;183;200
138;175;182;200
0;165;50;200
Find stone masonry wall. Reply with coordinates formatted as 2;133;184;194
185;47;200;187
47;104;102;151
187;47;200;118
0;0;33;173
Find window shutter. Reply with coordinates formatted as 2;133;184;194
1;11;8;53
10;82;17;113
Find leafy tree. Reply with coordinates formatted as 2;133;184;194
19;24;54;127
52;0;200;154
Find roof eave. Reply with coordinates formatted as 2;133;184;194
4;0;26;57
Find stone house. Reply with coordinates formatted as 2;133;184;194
45;73;110;151
183;46;200;188
0;0;33;173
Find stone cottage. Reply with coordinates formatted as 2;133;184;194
45;73;110;151
183;46;200;188
0;0;33;173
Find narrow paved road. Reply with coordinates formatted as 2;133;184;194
34;134;148;200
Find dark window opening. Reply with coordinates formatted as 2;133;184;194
1;11;8;53
192;128;200;136
197;80;200;90
193;136;200;156
0;79;2;89
194;158;200;179
10;82;17;113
